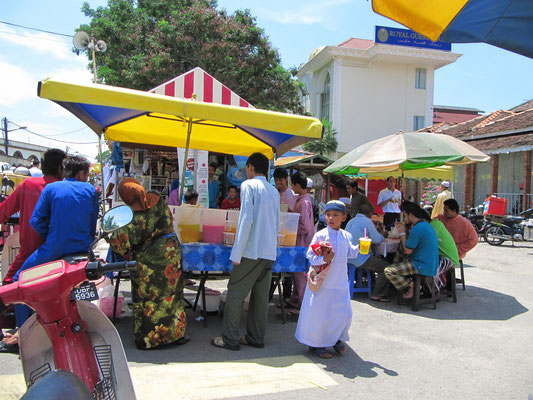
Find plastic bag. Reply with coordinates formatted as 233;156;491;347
98;285;124;319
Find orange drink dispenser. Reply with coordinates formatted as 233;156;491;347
279;212;300;246
173;205;202;243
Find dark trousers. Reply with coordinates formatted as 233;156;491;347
222;257;274;347
384;212;401;228
360;255;391;298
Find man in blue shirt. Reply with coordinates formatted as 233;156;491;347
208;162;220;208
384;202;439;299
345;202;392;302
212;153;280;351
13;155;98;327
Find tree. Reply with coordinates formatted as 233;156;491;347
96;149;111;164
302;118;338;156
78;0;305;113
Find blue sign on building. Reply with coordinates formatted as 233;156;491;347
375;26;451;51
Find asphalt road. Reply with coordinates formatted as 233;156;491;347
1;239;532;399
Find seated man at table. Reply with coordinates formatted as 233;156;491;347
211;152;280;351
345;202;392;302
408;201;459;292
437;198;478;261
384;202;439;299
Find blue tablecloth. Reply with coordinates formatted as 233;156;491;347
181;243;308;273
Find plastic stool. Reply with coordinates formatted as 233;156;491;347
398;274;436;311
348;263;372;299
456;260;466;290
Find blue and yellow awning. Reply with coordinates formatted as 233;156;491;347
373;0;533;58
37;79;323;159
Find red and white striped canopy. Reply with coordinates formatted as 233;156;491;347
150;67;254;108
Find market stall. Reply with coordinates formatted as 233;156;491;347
37;78;322;319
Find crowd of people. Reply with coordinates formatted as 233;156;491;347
0;150;98;353
0;150;479;361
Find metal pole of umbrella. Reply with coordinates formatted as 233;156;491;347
179;118;193;201
97;133;105;213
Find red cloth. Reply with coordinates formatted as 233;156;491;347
437;214;479;260
221;198;241;210
0;176;59;284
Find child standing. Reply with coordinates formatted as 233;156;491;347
295;200;359;358
286;172;315;313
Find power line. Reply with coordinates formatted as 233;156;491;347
45;126;90;137
9;121;98;145
0;29;70;44
0;20;73;37
22;128;98;145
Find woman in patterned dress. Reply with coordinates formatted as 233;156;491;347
109;178;188;350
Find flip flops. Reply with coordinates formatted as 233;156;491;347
371;296;391;303
333;340;345;355
311;347;333;359
211;336;240;351
239;336;265;348
0;341;19;354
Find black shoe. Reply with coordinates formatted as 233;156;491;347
0;341;19;354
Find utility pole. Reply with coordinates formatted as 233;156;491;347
2;117;8;155
1;118;27;156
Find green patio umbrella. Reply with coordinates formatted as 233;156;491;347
324;131;490;176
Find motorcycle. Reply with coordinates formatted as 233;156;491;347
483;203;533;246
0;205;137;399
460;204;490;239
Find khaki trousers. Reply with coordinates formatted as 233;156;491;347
222;257;274;347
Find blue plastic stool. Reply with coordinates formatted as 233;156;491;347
348;263;372;299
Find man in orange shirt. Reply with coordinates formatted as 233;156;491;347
437;198;478;260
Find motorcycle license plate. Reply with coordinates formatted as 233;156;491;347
71;282;99;302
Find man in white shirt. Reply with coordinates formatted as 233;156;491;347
28;159;43;177
274;167;296;211
431;180;452;219
212;153;280;351
378;176;402;228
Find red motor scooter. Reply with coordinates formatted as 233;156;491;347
0;205;137;399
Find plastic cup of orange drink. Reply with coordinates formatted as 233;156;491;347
359;237;372;255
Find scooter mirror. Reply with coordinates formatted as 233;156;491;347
102;205;134;233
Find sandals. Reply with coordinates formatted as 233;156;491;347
175;335;191;346
0;341;19;354
239;336;265;348
371;296;391;303
402;283;414;299
311;347;333;359
211;336;240;351
333;340;345;355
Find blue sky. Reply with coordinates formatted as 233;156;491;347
1;0;532;159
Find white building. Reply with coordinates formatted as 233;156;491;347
298;37;461;156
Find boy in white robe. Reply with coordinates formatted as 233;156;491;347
295;200;360;358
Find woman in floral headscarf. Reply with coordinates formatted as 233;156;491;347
109;178;188;349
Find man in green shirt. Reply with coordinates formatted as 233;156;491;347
425;213;459;291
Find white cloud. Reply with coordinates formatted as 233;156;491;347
257;0;352;25
0;25;73;60
0;61;36;106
